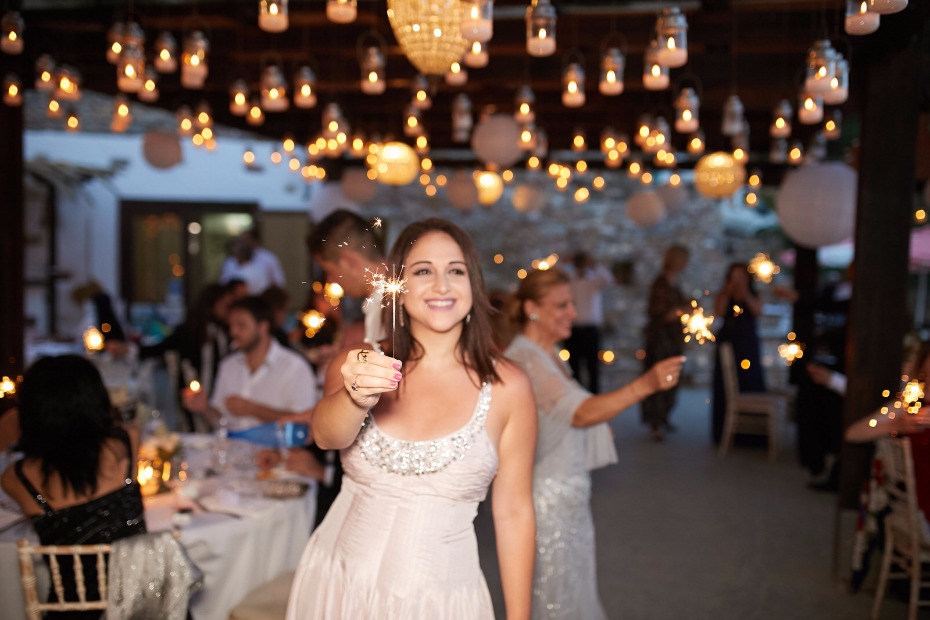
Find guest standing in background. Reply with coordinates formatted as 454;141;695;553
1;356;147;619
711;263;766;444
642;244;691;442
220;226;286;295
182;296;317;432
502;267;684;619
563;252;615;393
287;218;537;619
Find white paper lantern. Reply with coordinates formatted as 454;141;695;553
341;167;378;203
512;184;545;214
627;191;667;227
142;130;183;169
776;162;857;248
656;183;689;213
471;114;523;167
447;170;478;211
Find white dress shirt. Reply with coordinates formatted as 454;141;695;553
210;339;318;430
565;262;615;327
219;247;286;295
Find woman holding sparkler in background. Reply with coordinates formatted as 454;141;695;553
501;267;685;620
286;218;537;620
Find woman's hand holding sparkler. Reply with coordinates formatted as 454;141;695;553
341;348;403;410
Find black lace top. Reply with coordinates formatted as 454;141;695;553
14;427;147;619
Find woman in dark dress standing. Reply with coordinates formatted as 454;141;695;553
711;263;767;444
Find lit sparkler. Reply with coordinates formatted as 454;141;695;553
748;253;780;284
300;309;327;338
83;326;105;353
365;266;408;352
372;217;382;228
777;341;804;365
0;376;15;398
681;300;716;345
902;377;925;415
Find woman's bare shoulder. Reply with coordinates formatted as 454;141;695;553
493;358;533;399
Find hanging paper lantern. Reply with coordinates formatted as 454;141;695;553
475;170;504;206
656;183;689;213
142;130;183;169
341;167;378;203
471;114;523;168
512;184;546;214
447;170;478;211
374;142;419;186
627;191;667;227
694;152;745;198
776;162;857;248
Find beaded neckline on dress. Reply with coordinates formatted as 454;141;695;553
356;382;492;476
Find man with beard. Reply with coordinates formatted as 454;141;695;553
184;296;317;431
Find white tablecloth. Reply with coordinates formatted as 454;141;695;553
0;440;316;620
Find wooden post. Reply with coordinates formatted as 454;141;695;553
838;6;929;510
0;102;24;378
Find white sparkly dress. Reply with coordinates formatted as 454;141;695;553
285;382;498;619
505;335;618;620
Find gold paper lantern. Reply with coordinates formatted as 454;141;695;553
475;170;504;206
375;141;420;186
694;152;745;198
387;0;469;75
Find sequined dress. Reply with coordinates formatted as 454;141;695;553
505;335;617;620
286;382;498;619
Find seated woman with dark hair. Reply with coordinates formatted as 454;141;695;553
1;355;147;619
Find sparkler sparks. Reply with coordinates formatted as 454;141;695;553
777;341;804;365
748;253;780;284
681;300;716;344
372;217;382;228
365;266;408;351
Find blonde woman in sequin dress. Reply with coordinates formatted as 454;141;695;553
502;268;684;619
286;218;537;620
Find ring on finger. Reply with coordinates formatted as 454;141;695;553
666;374;674;383
357;350;369;364
350;375;360;391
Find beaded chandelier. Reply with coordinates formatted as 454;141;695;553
386;0;469;75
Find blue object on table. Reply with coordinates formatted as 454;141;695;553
227;422;309;448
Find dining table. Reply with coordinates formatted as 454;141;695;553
0;433;316;620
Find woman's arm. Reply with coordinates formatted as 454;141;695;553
713;291;729;318
491;365;537;620
845;406;930;443
572;356;686;428
311;347;403;450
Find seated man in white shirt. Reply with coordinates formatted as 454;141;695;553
183;296;317;431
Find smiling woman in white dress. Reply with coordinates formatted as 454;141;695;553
502;267;685;619
286;218;537;620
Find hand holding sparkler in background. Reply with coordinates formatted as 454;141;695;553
681;300;716;345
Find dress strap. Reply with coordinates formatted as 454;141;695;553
13;460;52;513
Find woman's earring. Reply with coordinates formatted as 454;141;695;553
399;306;405;328
529;313;538;322
465;313;471;324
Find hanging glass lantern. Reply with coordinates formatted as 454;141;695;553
106;22;125;64
804;40;837;95
770;138;788;163
359;43;386;95
634;115;652;147
1;11;23;55
688;129;706;156
868;0;907;14
732;118;750;153
464;41;489;68
571;127;586;152
655;7;688;68
327;0;357;24
246;97;265;126
260;63;289;112
452;93;473;143
181;30;209;89
643;39;669;91
721;94;744;136
461;0;493;43
117;43;145;93
229;79;249;115
600;126;618;154
644;117;669;155
599;47;625;95
404;104;424;137
46;96;62;118
195;101;213;128
823;55;849;105
293;66;317;109
787;140;804;165
514;85;535;124
532;128;549;159
259;0;289;33
526;0;556;57
769;99;792;138
124;20;144;47
55;65;81;101
674;86;700;133
798;90;824;124
66;108;80;132
445;60;468;86
845;0;880;35
824;110;842;140
154;32;178;73
747;168;762;190
139;66;159;102
3;73;22;106
415;133;430;155
110;94;132;132
34;54;55;92
562;60;585;107
519;123;538;151
411;74;432;109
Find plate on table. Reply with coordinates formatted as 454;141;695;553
259;479;310;499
